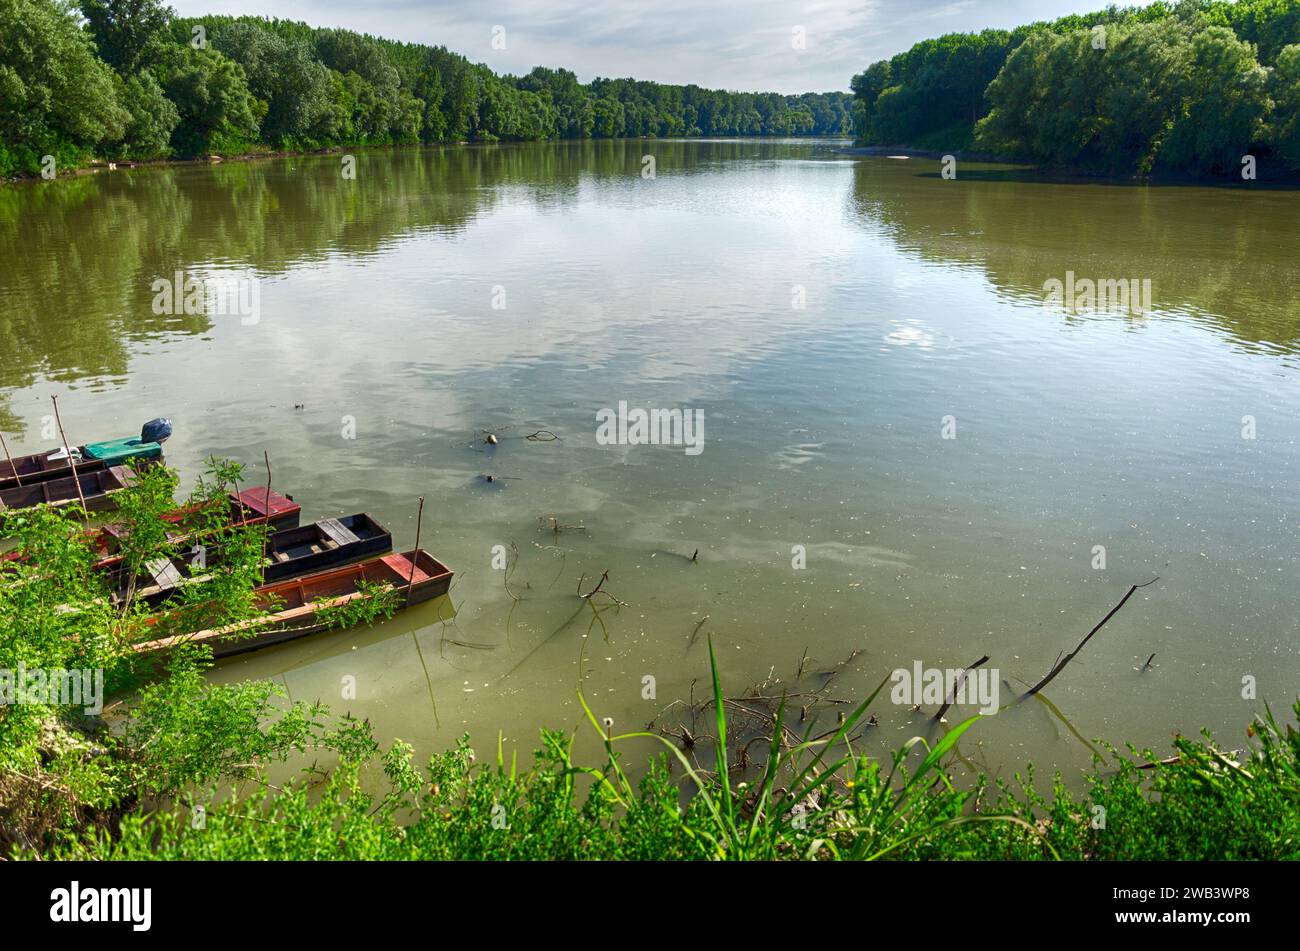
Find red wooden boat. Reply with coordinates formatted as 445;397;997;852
89;487;302;571
1;487;300;568
132;549;453;658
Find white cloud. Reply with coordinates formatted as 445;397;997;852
169;0;1118;93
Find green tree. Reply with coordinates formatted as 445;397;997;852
978;21;1192;174
517;67;592;138
1267;42;1300;168
78;0;174;74
0;0;128;174
209;21;330;146
1160;26;1270;174
115;69;177;158
310;29;425;143
160;45;260;156
592;96;625;138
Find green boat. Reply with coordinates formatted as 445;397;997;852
0;437;163;492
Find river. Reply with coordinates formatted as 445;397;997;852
1;138;1296;782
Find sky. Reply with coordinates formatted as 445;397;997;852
169;0;1131;93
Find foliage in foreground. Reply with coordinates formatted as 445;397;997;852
0;461;390;855
70;645;1300;861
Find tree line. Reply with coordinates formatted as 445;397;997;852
0;0;853;177
852;0;1300;176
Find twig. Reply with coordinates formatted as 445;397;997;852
502;540;522;601
1026;578;1159;696
541;515;586;535
686;615;710;652
579;570;613;600
933;655;990;722
577;569;626;605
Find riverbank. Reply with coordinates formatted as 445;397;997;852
1;141;435;185
62;694;1300;861
840;144;1005;162
839;143;1300;186
3;135;852;185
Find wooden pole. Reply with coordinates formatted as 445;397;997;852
50;396;87;514
0;432;22;486
259;451;272;585
407;496;424;599
228;470;247;527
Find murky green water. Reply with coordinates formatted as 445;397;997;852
2;139;1297;781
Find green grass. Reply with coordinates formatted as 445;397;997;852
62;638;1300;861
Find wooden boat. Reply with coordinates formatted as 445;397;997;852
0;437;163;492
132;549;453;658
1;487;301;566
0;465;136;517
91;487;303;570
260;514;391;583
110;513;392;606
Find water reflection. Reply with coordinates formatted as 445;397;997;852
847;159;1300;356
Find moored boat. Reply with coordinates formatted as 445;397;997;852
0;487;301;564
109;513;392;606
260;514;391;582
0;465;137;517
132;549;453;657
0;437;164;492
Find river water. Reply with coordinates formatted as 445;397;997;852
2;138;1296;782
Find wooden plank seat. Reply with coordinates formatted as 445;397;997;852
145;557;184;589
318;517;361;547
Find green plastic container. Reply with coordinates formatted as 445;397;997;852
83;437;163;466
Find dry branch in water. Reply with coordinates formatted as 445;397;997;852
686;615;710;652
577;569;628;606
540;515;586;535
933;654;990;722
1026;577;1159;696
